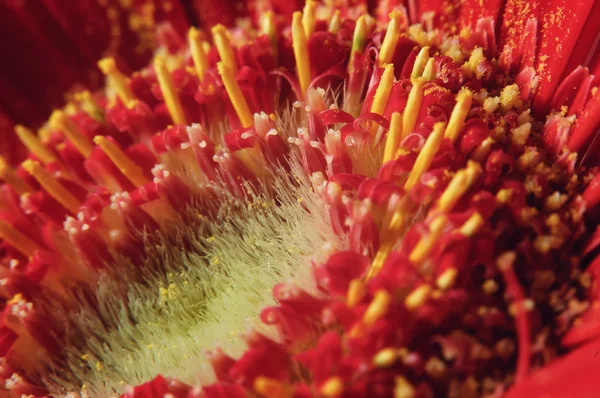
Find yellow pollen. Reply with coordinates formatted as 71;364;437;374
436;268;457;290
75;90;104;122
211;24;237;74
402;79;424;139
261;11;278;62
14;125;59;165
378;11;403;66
496;188;513;204
404;284;432;310
154;56;187;125
22;160;82;214
363;289;392;325
404;122;445;191
50;110;94;158
444;88;473;142
347;278;366;307
0;219;41;257
408;215;448;266
422;57;437;80
93;136;149;187
349;15;368;72
383;112;404;163
459;212;484;236
411;46;430;80
292;12;311;97
217;62;254;128
188;27;209;82
302;0;317;37
97;57;136;104
320;377;344;397
374;348;398;367
0;156;33;195
254;376;291;398
328;10;341;33
369;63;395;136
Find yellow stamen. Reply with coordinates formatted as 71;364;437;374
349;15;368;72
459;212;484;236
401;79;424;139
435;161;481;212
436;268;457;290
261;11;278;62
14;125;59;165
374;348;398;367
22;160;81;214
93;136;149;187
154;56;187;125
217;62;254;128
347;278;366;307
404;122;445;191
383;112;403;163
254;376;292;398
75;90;104;122
212;24;237;74
49;111;94;158
411;46;430;80
292;12;311;97
471;136;495;162
363;289;391;325
320;377;343;397
379;11;403;66
0;220;41;258
328;10;341;33
97;57;135;104
369;64;395;136
422;57;437;80
404;284;432;310
188;27;209;82
444;88;473;142
394;376;416;398
0;157;33;195
408;215;448;266
302;0;317;37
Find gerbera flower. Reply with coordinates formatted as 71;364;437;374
1;0;600;397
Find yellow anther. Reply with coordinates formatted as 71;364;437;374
349;15;368;71
379;11;403;66
154;56;187;125
254;376;291;398
369;63;395;136
459;212;484;237
292;12;311;97
212;24;237;74
302;0;317;37
422;57;437;80
411;46;430;80
444;88;473;142
14;125;58;165
97;57;135;104
0;156;33;195
320;377;344;397
328;10;341;33
374;348;398;367
50;110;94;158
22;160;81;214
75;90;104;122
402;79;424;139
436;161;481;212
188;27;209;82
394;376;416;398
404;122;445;191
261;11;278;62
404;284;432;310
363;289;392;325
0;219;41;257
408;215;448;266
436;268;457;290
471;136;495;162
217;62;254;128
347;278;366;307
93;136;149;187
496;188;513;204
383;112;403;163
